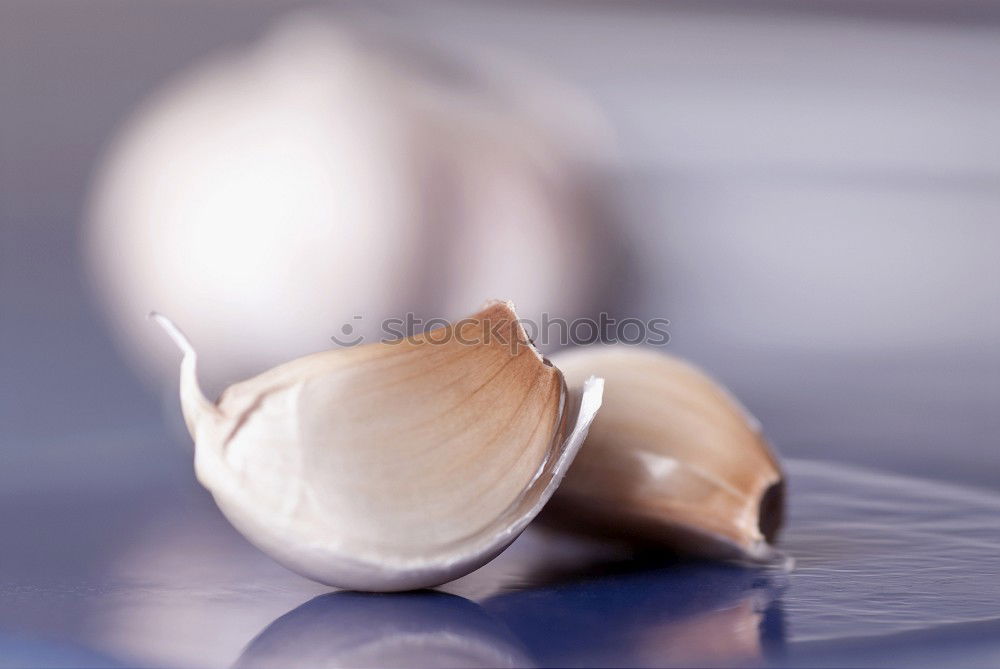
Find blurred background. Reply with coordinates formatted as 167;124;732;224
1;1;999;666
3;0;998;493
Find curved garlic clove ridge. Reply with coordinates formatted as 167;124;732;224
543;346;784;564
152;302;603;591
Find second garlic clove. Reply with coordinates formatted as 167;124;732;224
543;346;785;564
153;301;603;591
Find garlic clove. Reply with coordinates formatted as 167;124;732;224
543;346;784;564
152;301;603;591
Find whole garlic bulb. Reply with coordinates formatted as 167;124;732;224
153;301;603;591
544;346;784;563
86;15;611;393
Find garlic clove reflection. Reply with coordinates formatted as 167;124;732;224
236;591;532;669
152;301;603;592
544;346;784;564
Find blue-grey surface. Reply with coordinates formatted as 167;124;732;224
2;1;1000;667
5;460;1000;667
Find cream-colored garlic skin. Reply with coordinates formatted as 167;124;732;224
153;302;603;591
545;346;783;563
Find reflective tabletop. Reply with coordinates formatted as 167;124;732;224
5;458;1000;668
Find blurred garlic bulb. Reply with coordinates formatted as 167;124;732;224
86;14;612;393
153;301;604;591
543;347;784;563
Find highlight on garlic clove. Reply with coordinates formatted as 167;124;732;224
151;301;604;592
541;346;785;564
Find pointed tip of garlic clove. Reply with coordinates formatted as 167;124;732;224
148;310;195;357
470;298;545;364
149;310;222;439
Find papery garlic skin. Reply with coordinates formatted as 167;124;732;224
154;302;603;591
545;346;783;563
